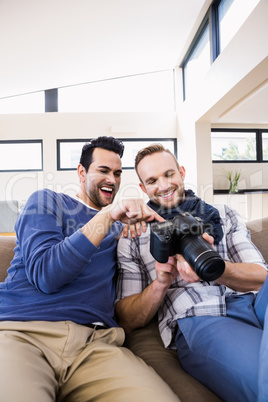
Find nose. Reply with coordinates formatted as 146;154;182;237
157;176;169;192
106;172;116;185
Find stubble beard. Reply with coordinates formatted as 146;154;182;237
86;182;116;209
154;185;185;210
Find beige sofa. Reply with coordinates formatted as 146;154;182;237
0;217;267;402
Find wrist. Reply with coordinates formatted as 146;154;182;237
81;205;116;246
101;205;117;226
153;276;171;294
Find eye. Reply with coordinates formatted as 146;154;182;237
166;171;174;178
99;169;108;175
114;172;122;178
147;179;156;185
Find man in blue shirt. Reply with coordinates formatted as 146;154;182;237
0;137;179;402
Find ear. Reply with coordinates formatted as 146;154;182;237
77;164;86;183
139;182;148;195
179;166;186;181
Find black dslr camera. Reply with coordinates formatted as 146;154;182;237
150;212;225;282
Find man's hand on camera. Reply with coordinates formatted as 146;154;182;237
155;256;180;288
202;232;215;247
175;254;200;283
175;232;215;283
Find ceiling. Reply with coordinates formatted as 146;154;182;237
0;0;211;98
216;78;268;125
0;0;267;125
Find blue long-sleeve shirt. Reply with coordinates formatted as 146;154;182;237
0;189;123;327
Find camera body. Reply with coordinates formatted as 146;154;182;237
150;212;225;282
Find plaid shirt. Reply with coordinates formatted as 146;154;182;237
116;204;267;348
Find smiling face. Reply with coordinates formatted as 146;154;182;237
77;147;122;210
137;151;186;209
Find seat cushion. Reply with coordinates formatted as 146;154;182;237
124;317;221;402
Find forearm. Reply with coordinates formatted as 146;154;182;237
81;198;163;246
115;280;168;333
216;261;267;292
81;205;115;246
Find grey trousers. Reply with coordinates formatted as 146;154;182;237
0;320;179;402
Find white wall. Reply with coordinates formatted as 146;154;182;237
0;112;177;205
176;0;268;200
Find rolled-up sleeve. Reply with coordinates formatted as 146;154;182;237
115;232;152;304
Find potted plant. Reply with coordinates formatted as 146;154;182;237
224;169;242;193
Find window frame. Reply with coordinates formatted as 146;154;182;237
57;138;177;171
180;0;242;101
181;15;210;101
211;128;268;163
0;139;43;172
261;129;268;161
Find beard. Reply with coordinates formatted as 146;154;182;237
152;186;185;210
85;180;117;209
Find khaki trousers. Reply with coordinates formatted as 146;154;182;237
0;321;179;402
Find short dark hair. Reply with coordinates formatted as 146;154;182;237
79;136;124;172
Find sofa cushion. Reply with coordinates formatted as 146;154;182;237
0;236;16;282
124;318;221;402
246;218;268;263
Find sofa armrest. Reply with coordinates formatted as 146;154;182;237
0;235;16;282
246;218;268;263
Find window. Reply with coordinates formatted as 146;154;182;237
58;70;175;112
218;0;259;53
262;131;268;161
211;129;268;163
181;0;260;100
182;20;210;100
0;140;43;171
57;138;177;170
57;140;85;170
120;139;177;169
0;92;44;114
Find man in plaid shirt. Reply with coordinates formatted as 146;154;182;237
115;144;268;402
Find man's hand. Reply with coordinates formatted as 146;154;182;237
83;198;163;247
202;232;215;247
155;256;180;287
121;221;148;238
175;232;215;283
108;198;165;226
175;254;200;283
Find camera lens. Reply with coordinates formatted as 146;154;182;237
193;251;225;281
178;235;225;281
